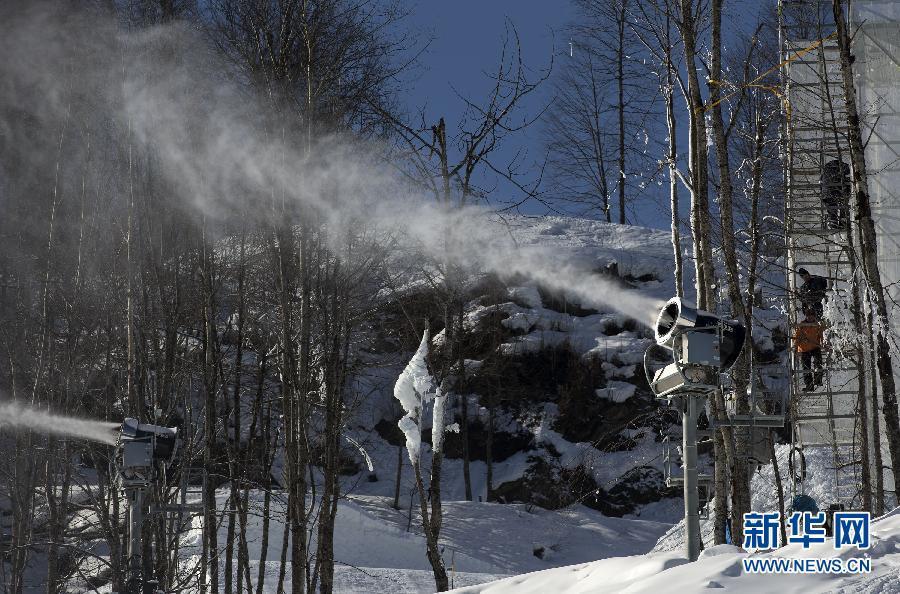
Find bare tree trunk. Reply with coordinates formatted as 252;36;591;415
866;315;886;514
44;436;59;594
255;391;274;594
276;502;290;594
832;0;900;491
393;446;403;510
225;232;247;594
201;224;220;594
45;437;71;594
856;338;873;512
678;0;726;544
237;491;252;594
456;303;472;501
846;220;874;512
708;0;751;546
664;55;683;299
412;462;449;591
677;0;714;310
11;442;35;594
126;128;137;418
616;0;629;224
486;394;494;501
224;491;236;594
711;394;735;545
316;271;348;594
256;486;272;594
293;228;312;594
45;440;60;594
769;435;788;547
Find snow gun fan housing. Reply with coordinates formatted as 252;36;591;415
645;297;746;397
119;418;179;469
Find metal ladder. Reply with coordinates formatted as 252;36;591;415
780;5;863;510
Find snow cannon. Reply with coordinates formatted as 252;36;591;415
119;417;179;469
117;419;180;594
645;297;746;398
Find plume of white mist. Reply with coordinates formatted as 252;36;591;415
116;48;667;326
115;26;667;326
379;200;667;325
0;401;120;446
0;6;669;329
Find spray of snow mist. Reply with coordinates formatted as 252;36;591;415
0;402;120;446
0;6;667;329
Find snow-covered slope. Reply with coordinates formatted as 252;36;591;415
452;444;894;594
449;507;900;594
152;491;674;594
501;215;677;289
345;215;687;513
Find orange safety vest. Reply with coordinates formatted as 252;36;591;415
794;323;823;353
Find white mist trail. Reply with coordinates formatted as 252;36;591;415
378;201;668;325
0;402;120;445
116;35;668;327
0;8;670;328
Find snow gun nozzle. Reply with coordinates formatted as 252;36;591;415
645;297;747;397
655;297;700;348
118;417;180;464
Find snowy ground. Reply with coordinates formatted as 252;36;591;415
192;492;674;593
457;445;900;594
449;508;900;594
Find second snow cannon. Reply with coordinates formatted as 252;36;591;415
644;297;746;397
119;417;180;469
117;418;180;594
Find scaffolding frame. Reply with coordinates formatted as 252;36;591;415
779;0;864;510
779;0;900;512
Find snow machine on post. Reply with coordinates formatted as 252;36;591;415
643;296;745;398
116;418;180;594
120;418;179;466
642;297;745;563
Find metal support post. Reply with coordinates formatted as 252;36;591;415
125;483;145;594
683;395;701;562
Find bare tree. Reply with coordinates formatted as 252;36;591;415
546;0;657;224
385;26;548;509
544;38;615;221
631;0;685;295
707;0;761;545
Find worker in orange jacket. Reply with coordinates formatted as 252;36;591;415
794;308;824;391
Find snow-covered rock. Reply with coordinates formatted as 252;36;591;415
595;381;637;403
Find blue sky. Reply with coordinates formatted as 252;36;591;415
405;1;572;215
403;0;776;229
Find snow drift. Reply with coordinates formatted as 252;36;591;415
452;508;900;593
